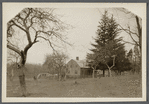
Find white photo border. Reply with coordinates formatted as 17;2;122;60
2;3;147;102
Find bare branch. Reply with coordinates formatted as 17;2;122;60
28;16;36;29
7;8;71;67
37;36;55;51
7;40;20;51
24;8;32;23
52;31;72;46
24;43;33;56
105;55;116;69
118;24;139;37
127;26;139;46
7;44;21;56
112;55;116;68
122;40;137;45
105;63;110;69
10;20;27;33
118;24;139;46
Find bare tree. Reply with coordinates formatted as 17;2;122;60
115;8;142;53
114;8;142;74
86;53;99;78
96;45;116;77
7;8;69;96
43;52;68;81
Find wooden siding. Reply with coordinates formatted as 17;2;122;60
67;59;81;76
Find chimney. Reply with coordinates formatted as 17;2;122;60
76;57;79;60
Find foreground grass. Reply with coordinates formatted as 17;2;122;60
7;74;142;97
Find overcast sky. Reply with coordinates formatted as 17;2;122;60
4;3;145;65
26;8;139;64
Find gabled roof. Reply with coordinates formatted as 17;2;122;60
74;59;90;68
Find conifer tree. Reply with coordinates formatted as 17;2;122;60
88;11;129;77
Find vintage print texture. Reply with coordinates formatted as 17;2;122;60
2;3;146;102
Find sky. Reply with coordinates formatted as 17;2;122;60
5;3;145;65
27;8;138;64
26;8;100;64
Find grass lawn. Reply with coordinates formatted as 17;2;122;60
7;74;142;97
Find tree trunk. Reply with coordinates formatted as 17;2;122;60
135;16;142;52
92;70;95;78
58;73;61;81
11;69;14;77
64;73;66;81
58;73;59;80
19;73;27;97
18;51;27;97
108;68;112;77
59;69;62;81
136;16;142;74
103;69;105;77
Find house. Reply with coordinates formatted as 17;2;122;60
66;57;92;78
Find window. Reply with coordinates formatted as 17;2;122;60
75;70;78;74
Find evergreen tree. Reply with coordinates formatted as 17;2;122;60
87;11;129;77
114;46;131;75
127;46;141;74
127;49;133;62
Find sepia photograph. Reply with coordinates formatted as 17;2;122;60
2;3;146;102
